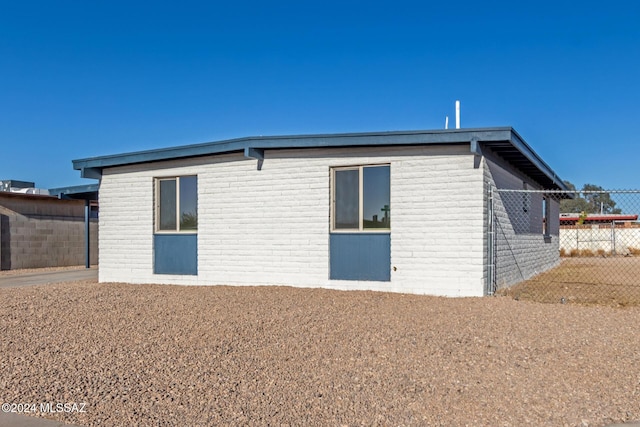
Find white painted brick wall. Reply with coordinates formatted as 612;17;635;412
99;145;486;296
390;148;485;296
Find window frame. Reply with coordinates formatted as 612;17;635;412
330;164;390;233
154;175;198;234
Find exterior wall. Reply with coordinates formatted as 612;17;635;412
483;150;560;290
98;145;486;296
560;225;640;254
0;194;98;270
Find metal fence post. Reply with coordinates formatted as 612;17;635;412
85;199;90;269
487;185;496;295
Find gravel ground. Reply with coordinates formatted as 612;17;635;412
1;281;640;427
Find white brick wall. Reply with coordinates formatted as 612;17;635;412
390;148;485;296
99;145;486;296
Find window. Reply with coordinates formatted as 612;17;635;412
156;176;197;232
543;195;552;237
332;165;390;231
522;182;530;214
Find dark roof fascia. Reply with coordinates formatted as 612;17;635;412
73;128;513;171
508;128;568;191
72;127;567;190
73;128;514;175
48;184;99;200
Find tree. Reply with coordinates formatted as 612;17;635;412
581;184;621;214
559;181;621;214
559;181;589;213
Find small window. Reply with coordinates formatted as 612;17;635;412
543;195;551;237
522;182;530;214
332;165;390;231
156;176;197;232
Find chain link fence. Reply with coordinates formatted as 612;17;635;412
489;188;640;306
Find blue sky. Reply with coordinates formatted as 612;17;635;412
1;1;639;189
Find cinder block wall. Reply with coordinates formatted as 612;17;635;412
484;151;560;290
0;194;98;270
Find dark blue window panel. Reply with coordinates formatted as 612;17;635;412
154;234;197;275
330;233;390;281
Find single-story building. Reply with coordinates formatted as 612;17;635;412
558;213;640;256
559;213;639;226
72;127;568;296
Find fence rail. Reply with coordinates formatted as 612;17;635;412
489;188;640;306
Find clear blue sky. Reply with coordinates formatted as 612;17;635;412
1;1;638;189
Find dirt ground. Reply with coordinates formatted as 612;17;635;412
1;280;640;426
499;257;640;306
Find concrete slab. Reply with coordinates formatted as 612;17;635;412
0;268;97;288
0;411;84;427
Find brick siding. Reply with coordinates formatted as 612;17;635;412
483;150;560;290
98;145;487;296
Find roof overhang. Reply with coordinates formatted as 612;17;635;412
0;191;57;201
48;184;99;201
73;127;568;190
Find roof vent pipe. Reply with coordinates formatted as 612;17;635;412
455;100;460;129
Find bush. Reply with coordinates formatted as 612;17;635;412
561;248;620;257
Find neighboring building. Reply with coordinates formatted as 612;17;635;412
72;127;567;296
0;183;98;270
0;179;49;195
559;213;639;226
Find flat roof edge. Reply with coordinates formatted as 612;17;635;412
49;184;99;196
508;129;568;190
72;128;514;171
71;127;566;190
